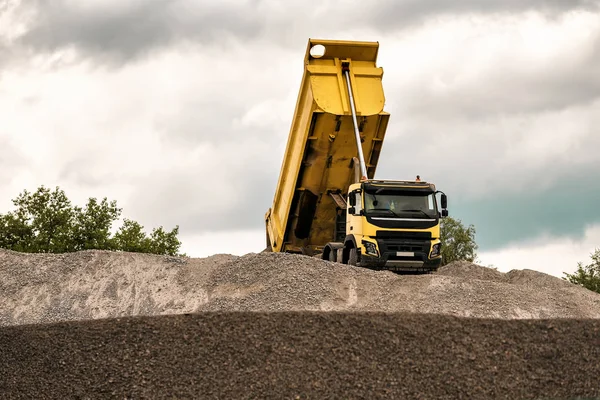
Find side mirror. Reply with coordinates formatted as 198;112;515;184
349;192;356;207
442;209;449;217
349;207;356;215
441;194;447;209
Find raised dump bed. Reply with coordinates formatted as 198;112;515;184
265;39;390;254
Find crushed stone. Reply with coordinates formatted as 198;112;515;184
2;312;600;400
1;249;599;326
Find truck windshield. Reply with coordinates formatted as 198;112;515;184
364;192;437;219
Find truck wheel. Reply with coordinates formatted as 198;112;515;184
348;247;358;266
328;251;337;262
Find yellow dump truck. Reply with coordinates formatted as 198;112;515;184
265;39;448;272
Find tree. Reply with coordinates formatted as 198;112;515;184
148;225;181;256
113;219;152;253
0;187;74;253
0;186;183;256
563;249;600;294
440;216;478;266
72;197;122;251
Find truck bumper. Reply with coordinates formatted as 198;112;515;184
358;253;441;272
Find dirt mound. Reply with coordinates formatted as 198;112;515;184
435;260;507;282
2;312;599;399
1;249;600;326
506;268;575;289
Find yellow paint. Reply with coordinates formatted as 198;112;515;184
265;39;443;262
265;39;389;252
346;182;442;262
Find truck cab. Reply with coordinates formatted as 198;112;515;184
338;180;447;271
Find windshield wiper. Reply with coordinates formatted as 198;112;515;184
369;208;401;218
399;209;434;219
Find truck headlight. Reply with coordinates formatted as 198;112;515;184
430;243;441;257
362;240;378;256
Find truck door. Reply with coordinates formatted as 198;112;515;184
347;189;363;237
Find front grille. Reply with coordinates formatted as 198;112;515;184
377;239;431;260
385;244;423;252
376;231;432;240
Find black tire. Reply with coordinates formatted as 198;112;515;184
328;250;337;262
348;247;358;266
301;247;314;257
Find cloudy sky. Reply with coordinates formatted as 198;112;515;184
1;0;599;277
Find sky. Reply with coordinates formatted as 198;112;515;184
1;0;599;277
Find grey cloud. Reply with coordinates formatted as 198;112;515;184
154;101;290;148
376;100;600;195
371;68;600;205
362;0;599;28
13;0;599;65
0;138;26;185
0;43;9;70
58;158;122;187
449;168;600;250
125;162;278;235
154;101;248;147
18;0;263;64
369;16;600;121
394;50;600;118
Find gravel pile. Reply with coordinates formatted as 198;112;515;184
1;249;600;326
1;312;599;399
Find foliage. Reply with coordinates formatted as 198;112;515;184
440;216;478;266
112;219;149;253
0;186;182;256
563;249;600;294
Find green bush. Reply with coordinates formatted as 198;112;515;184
0;186;182;256
440;216;478;266
564;249;600;294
